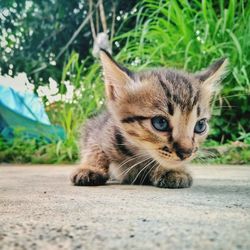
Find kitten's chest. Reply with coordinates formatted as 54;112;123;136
109;156;156;184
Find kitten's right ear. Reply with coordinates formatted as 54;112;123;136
195;58;228;100
100;49;133;100
195;58;228;83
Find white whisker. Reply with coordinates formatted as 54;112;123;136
132;159;155;184
116;152;148;171
140;161;159;184
117;156;152;179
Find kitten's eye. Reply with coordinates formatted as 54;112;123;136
194;119;207;134
151;116;169;132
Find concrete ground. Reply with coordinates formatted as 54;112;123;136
0;165;250;250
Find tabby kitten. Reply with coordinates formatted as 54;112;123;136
71;50;227;188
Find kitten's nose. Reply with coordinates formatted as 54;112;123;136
173;142;193;160
176;149;192;160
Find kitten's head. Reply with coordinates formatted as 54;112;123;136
100;50;227;167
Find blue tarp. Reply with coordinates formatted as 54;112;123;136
0;85;65;141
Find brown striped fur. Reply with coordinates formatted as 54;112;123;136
71;50;228;188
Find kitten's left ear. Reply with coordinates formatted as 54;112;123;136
99;49;133;100
195;58;228;93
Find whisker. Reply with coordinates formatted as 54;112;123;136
131;159;155;184
116;152;149;171
140;161;159;184
117;157;152;178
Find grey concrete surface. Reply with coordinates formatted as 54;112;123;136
0;165;250;250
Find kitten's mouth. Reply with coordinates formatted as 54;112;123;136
153;149;180;165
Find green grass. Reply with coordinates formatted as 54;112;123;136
1;0;250;164
0;136;76;164
194;143;250;165
114;0;250;144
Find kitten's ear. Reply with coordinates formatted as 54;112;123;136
100;49;133;100
195;58;228;94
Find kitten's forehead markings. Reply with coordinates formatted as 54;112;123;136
167;102;174;116
197;105;201;117
158;79;175;115
158;73;199;112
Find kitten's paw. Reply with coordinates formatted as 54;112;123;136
153;169;193;189
70;167;108;186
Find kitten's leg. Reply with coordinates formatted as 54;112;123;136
150;167;193;188
70;145;110;186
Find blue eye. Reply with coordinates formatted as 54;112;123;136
194;119;207;134
151;116;169;132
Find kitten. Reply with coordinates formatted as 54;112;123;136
71;50;227;188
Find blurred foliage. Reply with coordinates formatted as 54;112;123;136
0;0;135;83
0;0;250;164
0;133;77;163
194;143;250;165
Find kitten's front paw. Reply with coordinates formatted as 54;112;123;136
70;167;108;186
153;169;193;189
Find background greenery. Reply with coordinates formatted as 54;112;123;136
0;0;249;164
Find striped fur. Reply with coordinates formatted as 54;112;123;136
71;50;228;188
